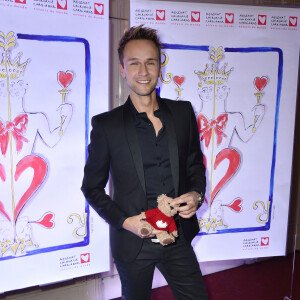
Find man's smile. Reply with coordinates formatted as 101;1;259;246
137;80;151;84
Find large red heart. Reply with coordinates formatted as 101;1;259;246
0;163;10;221
173;76;185;86
254;76;268;92
58;71;74;89
14;155;47;221
0;201;10;221
34;212;55;228
0;163;5;182
211;148;240;204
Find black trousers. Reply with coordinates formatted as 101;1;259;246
114;231;208;300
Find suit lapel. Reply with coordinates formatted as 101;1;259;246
159;99;180;197
123;98;146;195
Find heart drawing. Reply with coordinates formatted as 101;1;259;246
58;71;74;89
211;148;241;203
0;156;47;222
254;76;268;92
33;212;55;228
14;155;48;221
225;198;243;212
173;76;185;86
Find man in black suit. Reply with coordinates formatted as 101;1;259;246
81;25;208;300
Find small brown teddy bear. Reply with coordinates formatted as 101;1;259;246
138;194;178;246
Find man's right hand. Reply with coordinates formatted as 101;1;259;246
122;215;162;238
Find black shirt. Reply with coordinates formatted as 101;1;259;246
130;99;175;210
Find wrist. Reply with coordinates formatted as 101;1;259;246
191;191;204;209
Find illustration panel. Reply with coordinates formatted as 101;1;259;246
0;1;110;293
0;32;90;259
131;0;300;261
159;44;281;235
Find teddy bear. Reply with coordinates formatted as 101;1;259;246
138;194;178;246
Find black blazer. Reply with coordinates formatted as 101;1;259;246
81;96;206;262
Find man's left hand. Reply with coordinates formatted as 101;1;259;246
171;192;199;219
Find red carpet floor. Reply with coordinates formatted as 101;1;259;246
113;251;300;300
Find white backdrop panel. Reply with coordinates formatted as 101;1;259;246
0;0;109;292
131;0;300;262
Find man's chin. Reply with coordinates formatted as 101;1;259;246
132;88;157;97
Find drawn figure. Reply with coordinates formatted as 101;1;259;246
0;31;73;256
195;46;266;232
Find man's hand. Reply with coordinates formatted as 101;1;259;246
122;215;162;238
171;192;199;219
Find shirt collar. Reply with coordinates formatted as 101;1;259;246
129;96;162;120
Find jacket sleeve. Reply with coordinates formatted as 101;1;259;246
186;102;206;196
81;116;128;230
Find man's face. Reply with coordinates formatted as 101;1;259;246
119;39;160;100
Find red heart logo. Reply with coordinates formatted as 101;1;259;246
58;71;74;89
173;76;185;86
80;253;90;263
14;155;47;221
225;198;243;212
34;212;55;228
211;148;240;204
254;76;268;92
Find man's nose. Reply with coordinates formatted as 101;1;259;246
138;63;148;75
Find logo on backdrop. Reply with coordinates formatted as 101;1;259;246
225;13;234;24
156;9;165;21
289;16;298;27
261;237;269;246
80;253;90;263
258;14;267;25
57;0;67;10
94;3;104;15
191;11;200;22
15;0;26;4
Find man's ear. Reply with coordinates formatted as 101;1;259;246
119;63;125;78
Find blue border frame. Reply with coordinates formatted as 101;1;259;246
0;34;91;261
162;43;283;235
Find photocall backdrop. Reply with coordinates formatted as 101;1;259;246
131;0;300;262
1;0;299;294
0;0;109;293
